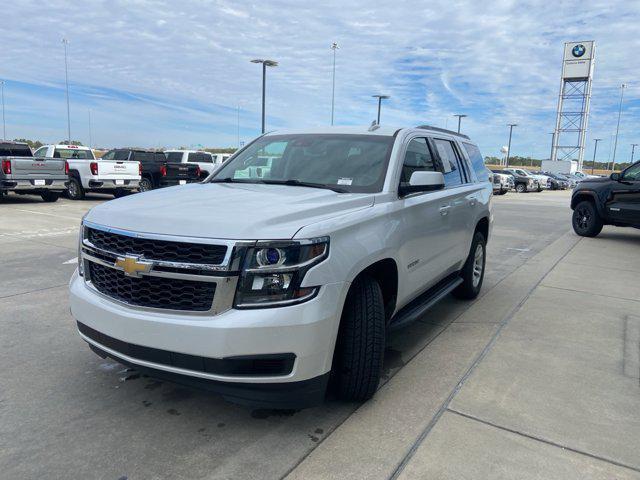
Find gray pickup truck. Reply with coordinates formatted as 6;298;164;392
0;141;68;202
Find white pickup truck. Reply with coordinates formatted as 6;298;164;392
70;125;492;408
164;150;217;179
34;144;141;200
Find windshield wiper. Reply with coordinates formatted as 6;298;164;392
260;179;348;193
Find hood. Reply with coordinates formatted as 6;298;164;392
85;182;374;239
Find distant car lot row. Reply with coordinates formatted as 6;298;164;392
0;141;233;202
490;167;599;195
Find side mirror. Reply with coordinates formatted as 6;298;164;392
610;172;621;181
399;171;445;196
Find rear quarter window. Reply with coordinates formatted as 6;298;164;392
462;142;490;183
167;152;184;162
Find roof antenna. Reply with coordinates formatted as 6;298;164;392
368;120;380;132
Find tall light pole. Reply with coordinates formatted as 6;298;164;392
631;143;639;163
250;59;278;134
62;38;71;143
591;138;601;174
548;132;555;161
1;80;5;140
88;109;92;148
372;95;389;125
453;114;467;133
505;124;517;168
330;42;339;125
611;83;626;171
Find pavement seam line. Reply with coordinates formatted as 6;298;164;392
561;260;640;275
538;284;640;304
0;283;68;300
446;408;640;473
387;234;581;480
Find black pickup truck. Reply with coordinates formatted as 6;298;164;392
102;149;200;191
571;160;640;237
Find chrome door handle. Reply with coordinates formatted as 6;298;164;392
439;205;451;216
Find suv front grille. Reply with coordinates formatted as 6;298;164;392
87;228;227;265
88;262;215;311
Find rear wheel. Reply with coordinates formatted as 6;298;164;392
515;183;526;193
67;178;85;200
40;191;60;202
139;177;153;192
333;275;385;402
572;200;603;237
453;231;486;300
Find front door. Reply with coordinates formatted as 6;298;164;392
607;163;640;225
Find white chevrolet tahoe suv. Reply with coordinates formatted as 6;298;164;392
34;144;141;200
69;125;493;408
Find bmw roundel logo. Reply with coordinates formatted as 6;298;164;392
572;44;586;57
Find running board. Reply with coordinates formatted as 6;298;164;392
388;274;462;331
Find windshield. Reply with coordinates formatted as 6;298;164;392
210;134;395;193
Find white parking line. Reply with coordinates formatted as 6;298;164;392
8;208;79;221
63;257;78;264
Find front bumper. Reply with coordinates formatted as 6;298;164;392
1;178;67;191
69;270;344;407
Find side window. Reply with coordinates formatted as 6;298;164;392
187;153;198;163
463;142;490;182
623;163;640;181
114;150;130;161
34;147;48;157
400;138;435;183
433;139;463;187
202;153;213;163
101;151;115;160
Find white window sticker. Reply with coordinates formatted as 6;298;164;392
337;178;353;186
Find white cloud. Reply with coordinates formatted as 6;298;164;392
0;0;638;161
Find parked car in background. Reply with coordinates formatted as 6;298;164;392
34;144;140;200
504;168;547;192
492;171;513;195
70;124;493;408
0;141;67;202
574;171;600;181
492;169;537;193
211;153;233;165
555;172;577;188
101;149;200;191
571;160;640;236
535;171;567;190
165;150;216;179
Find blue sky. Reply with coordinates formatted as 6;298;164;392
1;0;639;163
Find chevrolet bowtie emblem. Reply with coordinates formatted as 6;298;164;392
114;255;152;277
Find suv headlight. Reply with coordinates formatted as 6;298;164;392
234;237;329;308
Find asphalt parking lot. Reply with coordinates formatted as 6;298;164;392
1;189;637;479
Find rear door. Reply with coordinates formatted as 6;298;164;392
608;163;640;225
94;150;139;182
165;152;199;182
432;137;481;267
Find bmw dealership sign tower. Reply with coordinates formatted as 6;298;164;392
551;41;596;169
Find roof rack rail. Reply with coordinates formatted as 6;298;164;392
415;125;470;140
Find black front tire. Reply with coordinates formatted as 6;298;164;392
40;191;60;202
515;183;526;193
67;178;85;200
334;275;385;402
453;231;486;300
572;200;603;237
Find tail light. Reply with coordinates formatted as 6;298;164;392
160;165;167;177
195;166;201;177
65;160;69;174
90;162;99;175
138;162;142;175
1;159;11;174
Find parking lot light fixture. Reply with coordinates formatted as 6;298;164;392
505;124;517;168
453;114;467;133
372;95;390;125
251;59;278;134
331;42;339;125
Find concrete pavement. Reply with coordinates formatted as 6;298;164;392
285;226;640;479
